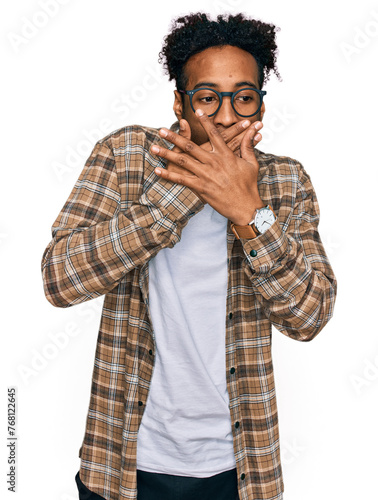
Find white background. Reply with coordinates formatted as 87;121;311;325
1;0;378;499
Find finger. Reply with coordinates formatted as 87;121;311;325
227;121;263;152
151;144;202;174
195;109;233;153
253;131;262;148
169;119;191;153
240;121;263;161
240;122;262;155
226;127;253;152
179;119;191;140
220;119;251;146
197;129;248;154
158;127;209;163
155;165;199;191
196;120;263;156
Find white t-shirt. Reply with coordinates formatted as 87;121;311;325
136;203;236;477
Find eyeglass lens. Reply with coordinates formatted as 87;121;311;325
191;89;262;116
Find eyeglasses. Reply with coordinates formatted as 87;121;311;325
178;87;267;118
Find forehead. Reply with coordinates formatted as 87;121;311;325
183;45;260;88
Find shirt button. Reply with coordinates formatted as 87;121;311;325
149;349;153;356
235;421;240;429
138;401;143;407
230;367;235;374
241;473;246;480
250;249;258;257
229;312;233;320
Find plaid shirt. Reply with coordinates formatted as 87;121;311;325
41;121;337;500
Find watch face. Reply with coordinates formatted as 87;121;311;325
255;208;276;234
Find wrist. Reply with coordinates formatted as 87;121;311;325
231;203;276;240
231;198;265;225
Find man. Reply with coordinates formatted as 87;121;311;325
41;12;337;500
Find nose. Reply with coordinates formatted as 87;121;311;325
213;96;239;128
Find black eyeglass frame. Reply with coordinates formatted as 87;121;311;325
178;87;267;118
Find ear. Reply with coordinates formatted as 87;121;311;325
260;101;266;121
173;90;184;121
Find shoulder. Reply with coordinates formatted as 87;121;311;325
255;149;318;218
255;148;304;176
96;124;162;152
89;124;174;193
255;148;314;188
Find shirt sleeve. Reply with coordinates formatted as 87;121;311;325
41;139;203;308
240;161;337;342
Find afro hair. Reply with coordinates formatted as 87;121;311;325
159;12;281;90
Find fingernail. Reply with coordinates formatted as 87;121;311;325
155;168;162;175
242;120;250;128
255;122;263;131
159;128;168;137
179;120;185;130
151;145;159;153
195;108;204;116
255;133;261;141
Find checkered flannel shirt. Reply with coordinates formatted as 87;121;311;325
41;121;337;500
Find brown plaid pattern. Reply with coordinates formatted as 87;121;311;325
41;121;337;500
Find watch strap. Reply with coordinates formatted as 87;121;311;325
231;205;275;240
231;222;259;240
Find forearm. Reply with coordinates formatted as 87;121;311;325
42;208;185;307
41;140;203;308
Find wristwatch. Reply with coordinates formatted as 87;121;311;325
231;204;276;240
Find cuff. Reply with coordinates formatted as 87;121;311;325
240;218;289;274
142;175;204;223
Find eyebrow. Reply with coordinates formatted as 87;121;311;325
193;81;258;90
